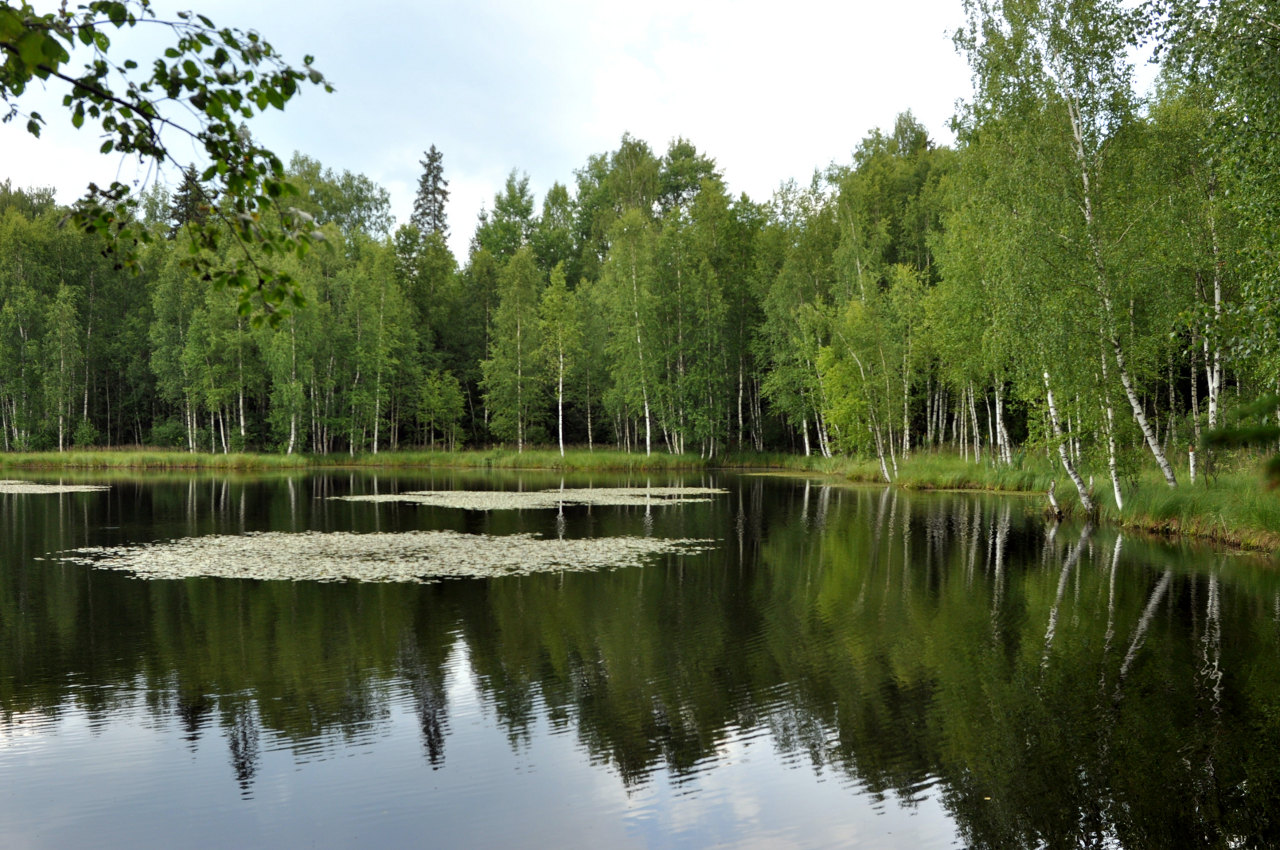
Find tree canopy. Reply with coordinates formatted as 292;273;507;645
0;0;331;319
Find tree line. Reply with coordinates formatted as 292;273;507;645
0;0;1276;498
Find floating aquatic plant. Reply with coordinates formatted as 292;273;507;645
331;486;726;511
0;480;110;494
50;530;714;583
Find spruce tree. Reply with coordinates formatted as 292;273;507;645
411;145;450;238
168;165;213;239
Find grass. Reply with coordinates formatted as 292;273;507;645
820;449;1280;553
0;448;311;470
3;444;1276;552
1105;467;1280;552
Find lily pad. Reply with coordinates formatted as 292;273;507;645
331;486;726;511
0;480;110;494
50;530;714;583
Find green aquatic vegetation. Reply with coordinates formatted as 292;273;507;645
331;486;727;510
47;530;714;583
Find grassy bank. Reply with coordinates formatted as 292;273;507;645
0;447;720;472
0;446;871;473
0;449;312;470
2;446;1275;552
815;450;1280;553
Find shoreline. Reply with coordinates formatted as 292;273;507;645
2;448;1276;554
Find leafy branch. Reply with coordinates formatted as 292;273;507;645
0;1;333;324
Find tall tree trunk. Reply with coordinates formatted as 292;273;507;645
1105;311;1177;486
968;381;982;464
902;351;911;458
1044;370;1095;514
1100;348;1124;510
557;349;565;457
1190;334;1201;447
1206;184;1224;431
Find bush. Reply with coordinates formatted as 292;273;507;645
149;419;186;448
72;419;99;448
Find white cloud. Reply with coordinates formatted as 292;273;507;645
0;0;973;260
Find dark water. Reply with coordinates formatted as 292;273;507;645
2;470;1279;849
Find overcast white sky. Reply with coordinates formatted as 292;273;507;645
1;1;975;259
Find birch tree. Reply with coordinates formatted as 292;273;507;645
482;247;544;451
538;263;582;456
957;0;1180;486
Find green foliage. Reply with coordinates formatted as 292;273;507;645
1205;394;1280;488
0;0;332;320
286;153;393;240
481;247;544;450
473;170;534;262
72;417;98;447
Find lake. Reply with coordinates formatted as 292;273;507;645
1;470;1277;848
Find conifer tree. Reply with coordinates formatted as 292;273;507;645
168;165;213;240
411;145;450;238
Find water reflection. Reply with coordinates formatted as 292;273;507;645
1;473;1279;847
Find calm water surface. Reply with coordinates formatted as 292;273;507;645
1;470;1278;848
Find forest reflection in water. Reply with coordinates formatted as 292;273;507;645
1;471;1278;849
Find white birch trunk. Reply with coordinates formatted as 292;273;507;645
1100;348;1124;510
557;349;565;457
1107;317;1177;486
1206;192;1223;430
902;351;911;459
968;382;981;464
1044;370;1095;514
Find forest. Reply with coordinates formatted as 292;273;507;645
0;0;1277;512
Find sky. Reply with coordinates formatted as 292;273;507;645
1;0;975;260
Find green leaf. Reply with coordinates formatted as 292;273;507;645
0;9;22;41
17;31;51;68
